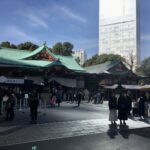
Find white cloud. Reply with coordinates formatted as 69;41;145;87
54;5;87;23
23;13;49;29
1;26;39;43
18;4;87;29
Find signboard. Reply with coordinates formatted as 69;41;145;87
5;79;24;84
0;76;24;84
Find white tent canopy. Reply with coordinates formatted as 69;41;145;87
102;84;150;90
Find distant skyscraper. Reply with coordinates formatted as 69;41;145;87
99;0;140;65
72;50;87;65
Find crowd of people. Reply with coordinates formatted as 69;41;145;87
0;86;91;124
0;86;150;125
108;91;150;125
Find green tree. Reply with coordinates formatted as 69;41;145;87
62;42;73;56
0;41;11;48
10;44;17;49
83;54;124;67
52;42;73;56
136;57;150;84
17;42;38;50
52;42;63;55
141;57;150;77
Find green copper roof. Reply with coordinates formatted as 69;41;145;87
0;47;30;60
0;45;85;71
21;45;56;60
54;54;85;71
85;61;120;74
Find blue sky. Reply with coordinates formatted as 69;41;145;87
140;0;150;60
0;0;150;60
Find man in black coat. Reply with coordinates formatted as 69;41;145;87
118;93;128;125
29;90;39;124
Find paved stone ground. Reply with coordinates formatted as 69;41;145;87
0;101;108;126
0;101;149;147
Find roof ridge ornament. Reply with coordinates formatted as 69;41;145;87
44;41;47;47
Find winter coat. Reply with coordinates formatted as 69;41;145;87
109;96;117;110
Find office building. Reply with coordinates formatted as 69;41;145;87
99;0;140;65
72;50;87;65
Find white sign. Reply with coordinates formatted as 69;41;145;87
6;79;24;84
0;76;24;84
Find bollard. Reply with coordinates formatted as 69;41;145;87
19;98;22;111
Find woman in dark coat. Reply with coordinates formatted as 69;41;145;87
108;92;118;124
118;93;128;125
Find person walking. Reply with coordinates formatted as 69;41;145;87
56;89;62;107
145;92;150;118
132;99;139;116
138;93;146;119
96;91;101;104
108;92;118;125
29;90;39;124
126;92;132;116
9;93;15;120
118;93;128;125
77;90;82;107
5;93;15;121
50;94;57;107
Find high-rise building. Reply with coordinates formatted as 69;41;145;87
72;50;87;65
99;0;140;65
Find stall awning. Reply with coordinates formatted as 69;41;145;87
102;84;150;91
49;77;77;88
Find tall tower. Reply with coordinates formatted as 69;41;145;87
99;0;140;66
